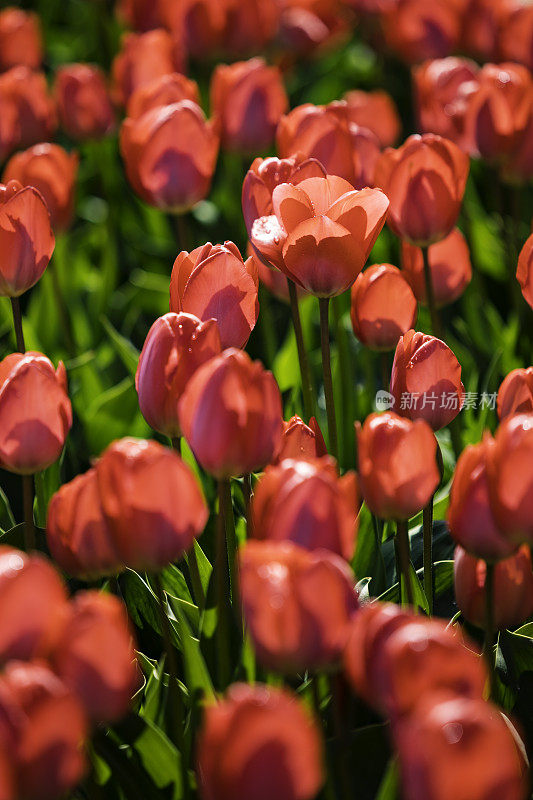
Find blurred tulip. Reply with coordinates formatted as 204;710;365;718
413;57;479;143
211;58;288;153
486;414;533;546
448;436;517;561
178;349;283;478
252;457;358;559
0;547;68;663
112;29;184;107
4;144;78;233
273;415;327;463
0;352;72;474
0;67;56;159
127;72;200;118
390;329;464;430
215;0;281;57
169;242;258;349
350;264;418;351
517;232;533;310
0;661;87;800
401;228;472;308
0;180;54;297
278;2;347;57
356;411;440;520
460;0;511;61
375;133;469;246
454;545;533;630
240;540;358;673
343;89;401;147
117;0;163;30
380;0;466;64
500;5;533;73
136;312;221;437
53;591;138;723
0;8;42;71
276;101;381;187
498;368;533;421
394;695;528;800
253;174;388;297
0;752;13;800
120;101;219;212
55;64;115;141
252;248;294;300
197;682;324;800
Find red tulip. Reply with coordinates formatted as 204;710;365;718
394;695;528;800
0;67;56;160
498;368;533;421
448;436;517;561
117;0;163;31
401;228;472;308
380;0;466;64
0;547;68;663
197;682;324;800
52;591;138;723
517;232;533;310
120;101;219;212
390;329;464;430
136;312;221;437
276;101;382;188
240;540;358;673
0;661;87;800
169;242;258;349
55;64;115;141
350;264;418;351
486;414;533;547
250;246;294;301
112;29;184;107
215;0;281;57
356;411;440;520
211;58;288;153
460;0;510;61
278;2;348;57
454;545;533;630
127;72;200;119
413;57;479;145
4;144;78;233
0;352;72;474
178;349;283;478
0;752;13;800
0;8;42;71
273;415;327;463
375;133;469;246
500;5;533;74
252;457;358;559
343;89;401;147
0;180;54;297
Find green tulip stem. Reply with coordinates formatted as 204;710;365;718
319;297;339;461
422;500;434;615
483;561;496;697
395;519;414;607
288;279;315;420
10;296;25;352
421;245;443;340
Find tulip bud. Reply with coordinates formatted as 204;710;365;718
460;0;509;61
390;329;464;430
4;144;78;233
401;228;472;308
0;67;56;155
112;29;184;107
52;591;138;723
486;414;533;547
252;457;358;559
170;242;258;349
350;264;418;351
273;415;327;463
0;661;87;800
211;58;288;153
197;682;324;800
158;0;226;60
517;232;533;310
0;353;72;474
179;349;283;478
240;540;358;673
381;0;465;63
500;6;533;74
276;101;381;187
0;8;42;71
0;180;54;297
448;436;517;561
55;64;115;142
222;0;281;57
120;101;219;213
136;313;221;437
375;133;469;246
454;545;533;630
497;368;533;421
357;411;440;520
127;72;200;119
394;695;528;800
0;547;68;664
344;89;401;147
413;57;479;144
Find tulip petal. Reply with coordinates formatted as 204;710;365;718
271;183;314;233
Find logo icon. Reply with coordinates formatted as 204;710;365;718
375;390;395;412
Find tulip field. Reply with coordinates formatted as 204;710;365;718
2;0;533;798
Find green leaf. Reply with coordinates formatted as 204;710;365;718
171;601;215;704
101;316;140;377
375;759;399;800
0;486;15;532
